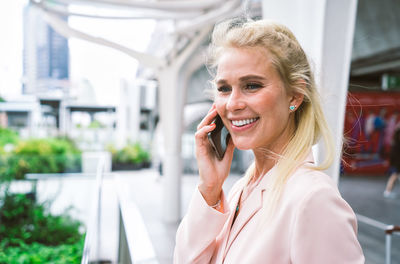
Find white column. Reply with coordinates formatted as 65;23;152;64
116;80;128;149
262;0;358;183
116;79;141;147
59;101;68;135
158;66;184;223
127;81;141;143
157;27;211;223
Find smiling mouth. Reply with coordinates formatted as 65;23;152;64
231;118;259;127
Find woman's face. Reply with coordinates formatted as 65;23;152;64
214;47;299;153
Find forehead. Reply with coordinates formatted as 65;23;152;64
215;47;273;79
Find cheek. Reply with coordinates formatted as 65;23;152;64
214;97;226;115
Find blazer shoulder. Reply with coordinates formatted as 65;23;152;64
285;167;341;204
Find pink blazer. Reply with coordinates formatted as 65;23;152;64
174;158;365;263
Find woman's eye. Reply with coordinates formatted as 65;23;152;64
246;83;262;90
217;85;231;93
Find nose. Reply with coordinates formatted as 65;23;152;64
226;89;245;112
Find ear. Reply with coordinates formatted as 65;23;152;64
289;92;304;110
288;81;305;111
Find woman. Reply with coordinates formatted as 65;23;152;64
174;18;364;263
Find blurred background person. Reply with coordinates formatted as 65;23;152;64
384;127;400;198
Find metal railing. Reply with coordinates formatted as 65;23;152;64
357;214;400;264
385;225;400;264
81;156;106;264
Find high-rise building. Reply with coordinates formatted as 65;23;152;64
22;4;69;95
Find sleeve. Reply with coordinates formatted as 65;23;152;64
173;187;230;264
290;186;365;264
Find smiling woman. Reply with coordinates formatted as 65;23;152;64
174;17;365;264
214;47;301;156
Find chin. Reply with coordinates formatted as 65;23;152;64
231;138;254;151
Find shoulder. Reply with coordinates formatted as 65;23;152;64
283;167;347;215
287;169;364;263
284;167;357;223
286;166;339;198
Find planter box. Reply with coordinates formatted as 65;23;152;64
112;161;151;171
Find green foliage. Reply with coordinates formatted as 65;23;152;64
110;142;150;165
0;127;19;153
0;137;82;180
0;127;19;145
0;192;84;263
0;237;84;264
88;120;105;129
0;193;82;246
0;130;84;262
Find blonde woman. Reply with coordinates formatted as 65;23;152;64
174;18;364;264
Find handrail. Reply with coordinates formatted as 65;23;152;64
357;214;399;264
115;175;158;264
385;225;400;264
385;225;400;235
81;156;106;264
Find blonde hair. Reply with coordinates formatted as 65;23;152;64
207;17;335;218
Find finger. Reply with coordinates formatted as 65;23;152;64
195;123;216;142
197;109;218;130
223;134;235;161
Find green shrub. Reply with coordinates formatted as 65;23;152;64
0;127;19;146
88;120;105;129
0;137;82;180
111;142;150;165
0;193;82;246
0;237;84;264
0;192;84;263
0;131;84;262
0;128;19;154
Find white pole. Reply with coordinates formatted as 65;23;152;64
385;234;391;264
262;0;358;184
127;81;141;143
158;67;183;222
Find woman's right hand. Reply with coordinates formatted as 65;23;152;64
195;104;235;206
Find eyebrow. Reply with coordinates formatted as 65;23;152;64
216;75;266;85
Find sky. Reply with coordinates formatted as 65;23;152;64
0;1;156;105
0;1;25;98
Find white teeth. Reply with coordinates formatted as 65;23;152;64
232;118;257;127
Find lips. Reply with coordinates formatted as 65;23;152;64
231;117;259;127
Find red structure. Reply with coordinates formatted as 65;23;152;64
343;92;400;175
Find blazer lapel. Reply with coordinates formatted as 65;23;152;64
222;176;270;260
221;153;314;261
213;186;243;263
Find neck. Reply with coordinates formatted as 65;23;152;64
251;117;295;181
252;149;277;181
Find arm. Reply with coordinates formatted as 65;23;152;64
290;187;365;264
174;188;230;264
174;105;235;263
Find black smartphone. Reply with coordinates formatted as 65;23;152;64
207;115;230;160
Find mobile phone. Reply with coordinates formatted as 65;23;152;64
207;115;230;160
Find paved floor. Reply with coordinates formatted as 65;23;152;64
119;170;400;264
339;175;400;264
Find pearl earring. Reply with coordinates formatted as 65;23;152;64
289;105;296;111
